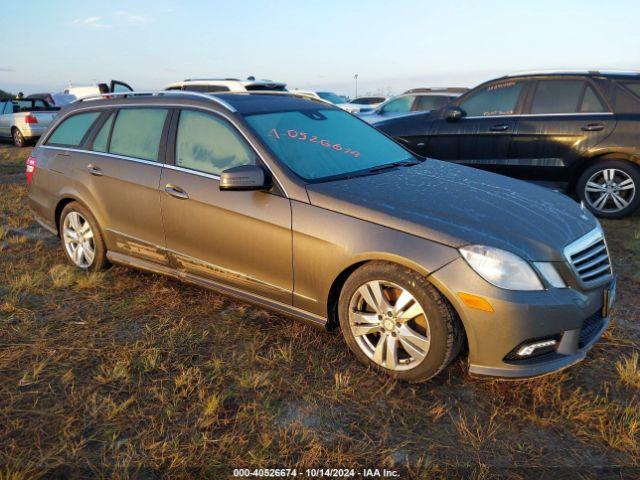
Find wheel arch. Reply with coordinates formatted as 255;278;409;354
569;151;640;193
54;195;92;237
325;255;463;334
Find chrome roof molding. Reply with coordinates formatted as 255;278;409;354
72;90;238;112
506;69;640;77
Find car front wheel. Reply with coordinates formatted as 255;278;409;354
338;262;464;382
577;160;640;219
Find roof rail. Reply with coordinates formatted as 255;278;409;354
226;90;335;106
506;69;640;77
182;78;241;82
403;87;469;94
72;90;237;112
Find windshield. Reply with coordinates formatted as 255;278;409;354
317;92;344;104
245;108;414;181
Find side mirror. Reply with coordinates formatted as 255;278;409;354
219;164;271;191
445;107;463;122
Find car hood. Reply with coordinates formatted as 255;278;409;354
305;160;598;261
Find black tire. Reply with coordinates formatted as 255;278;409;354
59;202;109;271
12;127;26;147
338;261;464;383
576;159;640;219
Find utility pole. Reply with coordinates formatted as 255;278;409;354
354;73;358;98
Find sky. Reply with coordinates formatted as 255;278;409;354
1;0;639;97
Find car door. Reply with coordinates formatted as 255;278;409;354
423;79;526;175
159;108;293;304
109;80;134;93
74;106;170;263
509;78;616;182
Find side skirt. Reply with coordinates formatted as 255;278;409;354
107;251;329;330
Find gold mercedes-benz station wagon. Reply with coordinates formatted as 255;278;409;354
27;91;615;382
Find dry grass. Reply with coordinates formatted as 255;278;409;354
616;351;640;389
0;143;639;478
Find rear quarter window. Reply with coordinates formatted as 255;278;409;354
46;111;101;147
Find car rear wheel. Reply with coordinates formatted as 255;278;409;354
60;202;108;271
12;128;25;147
338;262;464;382
577;160;640;219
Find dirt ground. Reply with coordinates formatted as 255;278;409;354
0;144;638;479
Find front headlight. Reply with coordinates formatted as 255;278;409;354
459;245;543;291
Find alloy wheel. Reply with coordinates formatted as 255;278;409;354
63;211;96;268
348;280;430;371
13;129;23;147
584;168;636;214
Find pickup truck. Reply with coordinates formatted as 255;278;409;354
0;99;59;147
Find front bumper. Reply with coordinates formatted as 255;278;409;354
429;257;613;379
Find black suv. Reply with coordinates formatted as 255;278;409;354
376;71;640;218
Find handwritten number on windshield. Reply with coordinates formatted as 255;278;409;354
269;129;360;157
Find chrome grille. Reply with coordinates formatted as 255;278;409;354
564;228;612;286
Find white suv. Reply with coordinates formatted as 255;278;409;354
164;77;287;93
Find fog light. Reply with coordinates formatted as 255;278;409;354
517;339;557;357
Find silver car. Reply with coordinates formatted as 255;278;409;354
0;99;59;146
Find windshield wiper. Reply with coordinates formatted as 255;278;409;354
367;159;422;173
311;158;424;183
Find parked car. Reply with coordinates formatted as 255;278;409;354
165;77;287;93
26;92;78;107
28;90;614;382
340;96;387;113
0;98;59;146
292;90;358;112
376;71;640;218
359;88;466;124
62;80;134;101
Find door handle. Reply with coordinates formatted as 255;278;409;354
581;123;604;131
164;184;189;199
490;124;510;131
87;164;103;176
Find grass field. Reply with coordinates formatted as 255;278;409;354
1;144;639;479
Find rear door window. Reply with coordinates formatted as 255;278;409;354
531;80;585;114
460;80;523;116
46;112;101;147
109;108;168;161
175;109;256;175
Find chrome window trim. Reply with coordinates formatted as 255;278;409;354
163;163;220;180
41;145;161;167
462;112;614;120
41;102;288;197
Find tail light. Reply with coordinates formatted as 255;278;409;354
25;114;38;124
26;156;37;184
